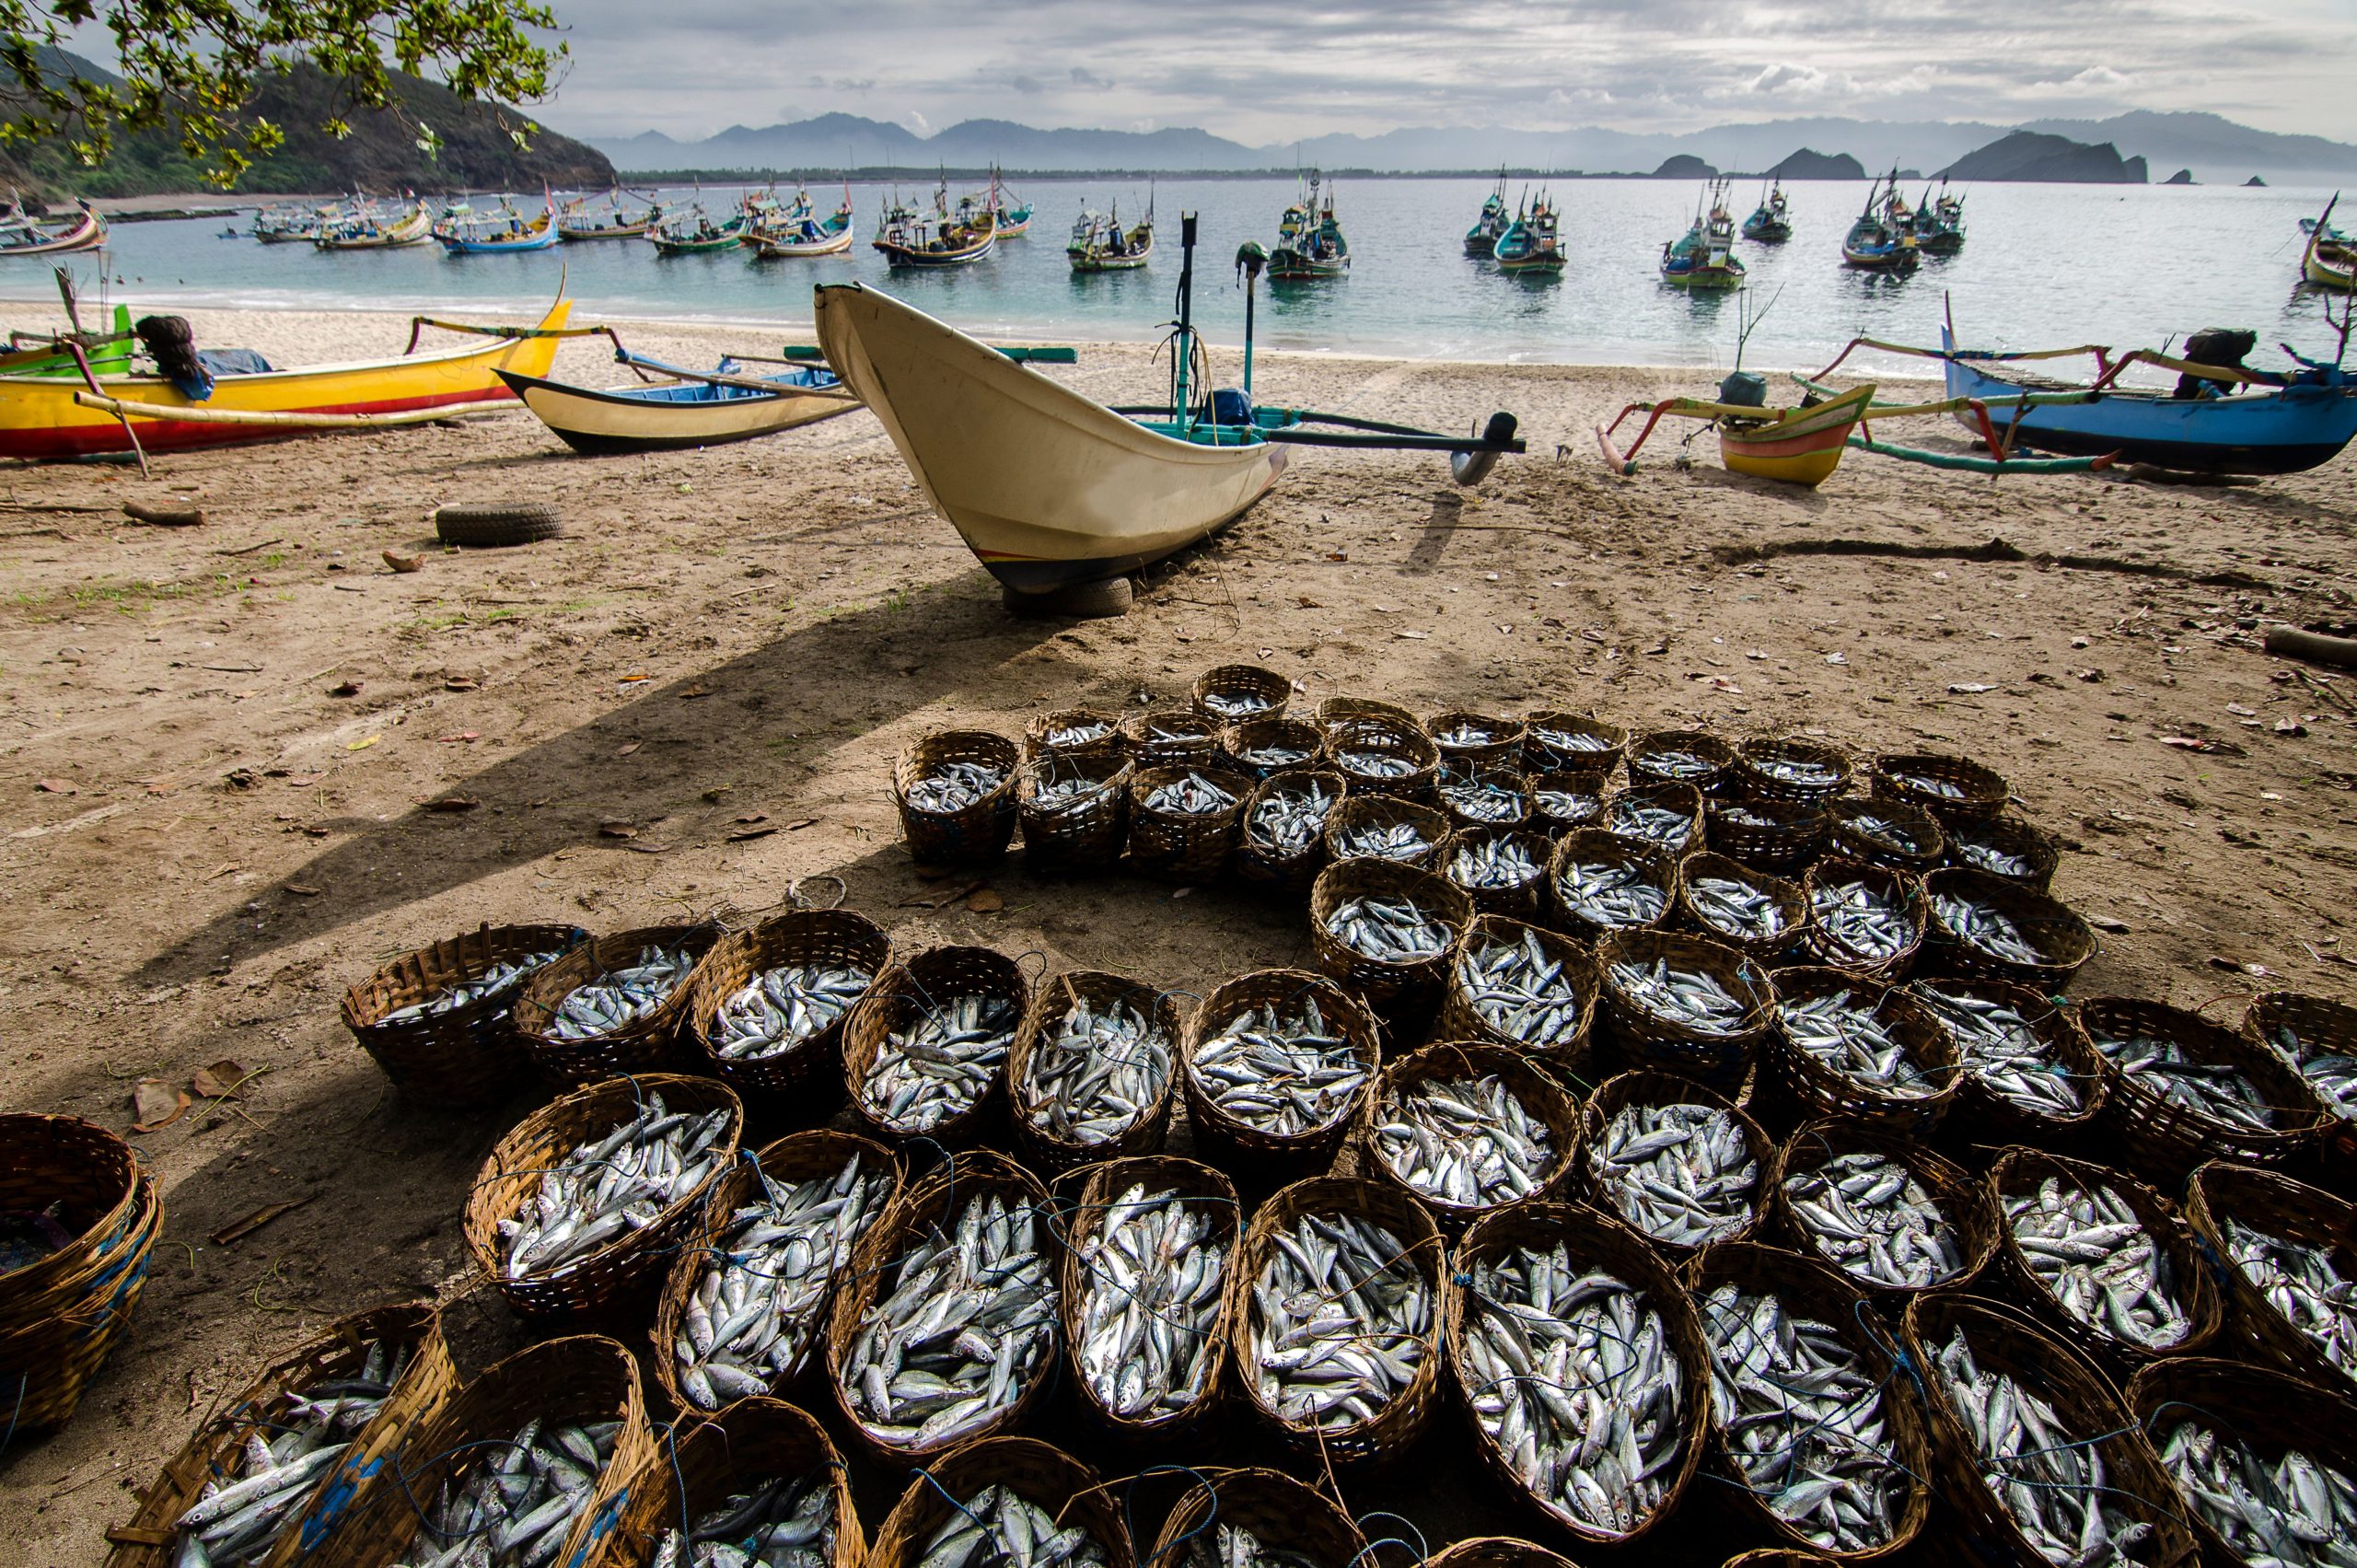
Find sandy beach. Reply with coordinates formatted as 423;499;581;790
1;301;2353;1562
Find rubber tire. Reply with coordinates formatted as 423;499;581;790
434;502;565;548
1002;576;1132;619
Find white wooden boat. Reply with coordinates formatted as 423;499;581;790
497;354;856;454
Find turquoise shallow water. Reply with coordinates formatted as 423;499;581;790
13;176;2352;377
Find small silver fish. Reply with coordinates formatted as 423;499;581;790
392;1416;623;1567
1190;998;1365;1136
1072;1184;1226;1417
1782;1150;1962;1291
647;1468;835;1568
1373;1072;1555;1209
496;1091;731;1280
1589;1101;1757;1246
905;761;1008;815
1245;1209;1429;1433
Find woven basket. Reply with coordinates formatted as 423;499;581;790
894;730;1020;865
1766;969;1963;1138
1922;868;2094;988
1232;1175;1445;1465
1439;823;1555;919
315;1334;650;1568
1235;769;1346;896
1772;1119;1995;1299
1221;715;1326;780
510;923;722;1087
1523;712;1629;775
1987;1147;2222;1376
1308;858;1472;1021
1426;710;1527;771
1423;1539;1578;1568
1872;752;2010;827
341;923;589;1105
1180;969;1381;1172
0;1113;160;1431
1437;914;1598;1068
824;1154;1058;1467
1018;750;1134;873
106;1303;454;1568
2125;1355;2357;1568
1943;814;2060;892
1358;1040;1583;1230
1327;714;1442;801
1603;779;1705;854
1704;796;1830;872
2242;990;2357;1176
1679;852;1810;961
1120;706;1223;768
686;910;891;1101
1057;1155;1241;1440
1528;770;1607;833
2184;1161;2356;1392
1146;1469;1364;1568
1682;1241;1933;1564
607;1397;863;1568
1898;976;2108;1146
2080;997;2327;1179
1802;860;1926;980
1736;736;1854;805
647;1129;902;1415
1008;970;1188;1172
842;946;1034;1146
461;1073;742;1319
1828;798;1946;874
1323;793;1450;869
1628;729;1736;795
1025;706;1125;759
1435;761;1533;832
1579;1072;1772;1250
1594;929;1778;1089
1445;1201;1709;1545
870;1439;1131;1568
1898;1296;2196;1568
1547;828;1683;941
1318;694;1420;730
1193;662;1293;723
1127;762;1250;883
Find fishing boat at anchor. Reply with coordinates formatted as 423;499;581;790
435;196;560;253
1269;171;1350;280
966;171;1032;237
2304;196;2354;291
1842;170;1919;270
1492;191;1564;275
811;216;1521;599
649;203;749;255
1740;180;1792;242
1067;200;1153;273
873;180;996;269
560;191;664;240
749;184;856;258
314;202;433;250
499;350;855;455
0;199;106;257
1660;180;1745;288
1465;175;1511;256
1915;180;1966;253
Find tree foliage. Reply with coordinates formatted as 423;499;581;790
0;1;566;187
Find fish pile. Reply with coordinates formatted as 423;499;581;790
1183;1524;1323;1568
1237;732;1318;770
839;1190;1058;1449
1927;1327;2146;1567
1030;766;1117;809
711;962;875;1062
1142;771;1239;816
2152;1412;2357;1568
1202;686;1277;720
1883;764;1971;802
393;1416;622;1568
909;1484;1108;1568
0;1202;69;1274
1780;987;1945;1099
857;991;1018;1133
1434;718;1514;751
1604;793;1697;851
1533;779;1602;825
2086;1023;2279;1132
1458;1245;1686;1535
1697;1283;1910;1552
1244;1209;1430;1432
1456;927;1586;1049
1071;1184;1227;1419
672;1150;893;1411
1909;984;2086;1120
1016;993;1173;1146
905;760;1008;815
1687;871;1795;947
1840;808;1938;863
1948;822;2041;881
647;1469;834;1568
1439;772;1527;824
1632;742;1719;781
2219;1215;2357;1381
1448;833;1544;891
1324;895;1453;963
1605;957;1755;1038
1328;814;1438;864
1038;716;1115;749
1782;1151;1964;1290
1133;714;1214;751
2258;1015;2357;1121
2003;1171;2190;1350
1189;997;1367;1136
1332;747;1419;780
497;1093;732;1280
1555;850;1671;930
1247;778;1339;854
1933;888;2051;969
1747;749;1843;792
1372;1073;1556;1209
380;947;569;1024
545;944;698;1040
1809;874;1917;966
171;1337;414;1566
1529;721;1616;762
1587;1101;1759;1246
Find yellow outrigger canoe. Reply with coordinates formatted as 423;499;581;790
1600;383;1876;487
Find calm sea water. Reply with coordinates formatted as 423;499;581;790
15;177;2351;377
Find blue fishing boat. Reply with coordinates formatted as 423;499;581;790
435;197;560;254
1740;180;1791;242
1492;191;1564;275
1915;180;1966;253
1841;170;1918;271
1465;174;1511;256
1660;180;1745;288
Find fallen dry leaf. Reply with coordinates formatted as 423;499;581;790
679;685;712;700
34;778;75;794
436;731;480;744
443;676;480;692
966;889;1004;913
285;883;323;896
192;1060;250;1100
283;772;325;787
1948;683;1995;694
735;812;769;825
382;550;422;574
786;818;819;831
424;796;479;813
210;1198;310;1247
726;826;777;842
618;741;642;756
346;735;380;751
328;680;362;698
1394;630;1429;641
598;820;637;840
131;1079;191;1132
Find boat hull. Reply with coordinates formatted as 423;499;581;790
2306;245;2355;291
497;368;851;454
1717;386;1874;487
875;234;995;268
0;209;106;257
812;284;1286;588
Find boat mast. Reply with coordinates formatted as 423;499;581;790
1236;240;1267;403
1174;212;1198;433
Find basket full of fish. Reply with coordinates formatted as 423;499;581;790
509;923;722;1086
2125;1355;2357;1568
688;910;890;1099
1235;768;1346;895
1768;969;1963;1137
1059;1155;1240;1438
1529;770;1608;835
1181;969;1380;1172
604;1395;861;1568
865;1435;1132;1568
1325;712;1442;801
1427;710;1527;771
1146;1468;1367;1568
1902;976;2107;1144
1308;858;1472;1016
1678;852;1810;961
1987;1148;2220;1374
2185;1162;2357;1394
1445;1202;1709;1546
1703;796;1830;873
1523;711;1627;775
2242;990;2357;1172
824;1152;1061;1465
1548;829;1682;940
1017;750;1134;872
1323;792;1451;872
1902;1295;2197;1568
1685;1241;1933;1562
1025;706;1123;760
1803;860;1927;980
1435;762;1533;832
1628;728;1735;795
107;1304;455;1568
1944;813;2060;892
841;946;1033;1145
1924;868;2095;988
1579;1071;1770;1251
2080;997;2327;1177
341;923;588;1105
1121;706;1223;769
895;730;1021;865
1602;779;1704;854
1737;736;1853;806
652;1129;900;1415
1223;715;1326;781
1007;970;1186;1169
1422;1539;1580;1568
1871;751;2009;827
1772;1120;1994;1299
1127;763;1251;882
1437;914;1596;1064
1594;929;1777;1086
1360;1040;1579;1228
462;1073;741;1318
1232;1174;1445;1464
1439;824;1554;920
1828;798;1946;876
1195;662;1292;722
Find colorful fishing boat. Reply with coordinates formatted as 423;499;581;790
1067;200;1153;273
873;180;996;269
968;172;1032;237
648;204;749;256
1660;180;1745;288
1915;180;1966;253
560;191;664;240
1601;382;1876;487
499;350;855;454
1269;171;1349;280
251;203;321;244
749;182;855;258
2304;196;2354;292
1842;170;1920;270
1740;180;1792;242
1465;175;1511;256
314;202;433;250
1492;191;1564;275
0;199;107;258
434;197;560;254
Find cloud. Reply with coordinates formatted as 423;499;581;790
1011;75;1043;94
2022;64;2135;96
1070;66;1114;89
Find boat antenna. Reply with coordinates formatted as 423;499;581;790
1731;283;1783;376
1236;239;1268;403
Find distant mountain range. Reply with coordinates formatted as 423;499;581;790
583;109;2356;185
